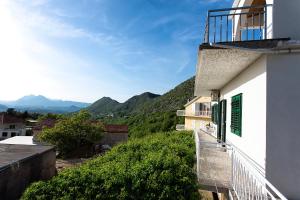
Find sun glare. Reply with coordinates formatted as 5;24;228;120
0;1;44;100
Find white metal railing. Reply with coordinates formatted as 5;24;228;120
195;110;211;117
176;124;185;131
176;110;186;116
231;147;287;200
176;110;211;117
194;131;287;200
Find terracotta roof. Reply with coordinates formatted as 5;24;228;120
104;124;128;133
0;114;25;124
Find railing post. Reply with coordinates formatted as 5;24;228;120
207;11;210;43
264;5;268;39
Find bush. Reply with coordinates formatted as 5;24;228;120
37;110;104;157
22;131;199;200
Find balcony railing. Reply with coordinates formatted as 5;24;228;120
176;110;211;117
176;124;185;131
195;130;287;200
204;4;273;43
176;110;186;116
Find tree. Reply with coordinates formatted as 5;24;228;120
38;110;104;157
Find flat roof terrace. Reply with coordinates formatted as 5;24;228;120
0;144;56;200
0;144;54;169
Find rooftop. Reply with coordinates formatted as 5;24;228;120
0;113;25;124
104;124;128;133
0;136;36;145
0;143;54;170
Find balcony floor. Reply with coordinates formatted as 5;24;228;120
197;130;232;193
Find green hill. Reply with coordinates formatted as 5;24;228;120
87;92;160;117
142;76;195;114
87;97;120;116
114;92;160;116
87;76;195;138
88;76;195;117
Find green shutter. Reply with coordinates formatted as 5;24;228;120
211;105;215;122
231;94;242;136
211;104;219;124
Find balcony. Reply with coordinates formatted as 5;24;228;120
195;130;287;199
204;4;273;44
176;110;211;118
175;124;185;131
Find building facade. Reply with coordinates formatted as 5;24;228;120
176;96;213;134
194;0;300;199
0;113;26;140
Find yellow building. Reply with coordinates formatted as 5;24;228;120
176;96;213;133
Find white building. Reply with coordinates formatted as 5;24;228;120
194;0;300;199
0;113;26;140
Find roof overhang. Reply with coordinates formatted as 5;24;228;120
184;96;201;107
194;38;296;97
194;46;262;97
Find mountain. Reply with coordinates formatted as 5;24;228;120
87;92;160;116
142;76;195;113
12;95;90;108
87;97;120;115
87;77;194;117
0;95;90;113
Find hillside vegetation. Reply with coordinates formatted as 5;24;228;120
90;77;195;137
22;131;199;200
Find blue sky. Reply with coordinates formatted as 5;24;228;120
0;0;232;103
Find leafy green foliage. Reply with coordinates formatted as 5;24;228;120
22;131;199;200
101;111;184;138
37;110;104;157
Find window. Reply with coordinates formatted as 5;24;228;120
9;125;15;129
231;94;242;136
2;132;7;137
211;104;219;124
11;132;16;137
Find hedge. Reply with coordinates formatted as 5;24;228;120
22;131;199;200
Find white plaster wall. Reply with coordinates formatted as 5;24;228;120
266;52;300;199
221;56;267;169
273;0;300;40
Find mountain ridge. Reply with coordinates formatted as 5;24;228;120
0;95;90;113
87;77;195;117
87;92;161;116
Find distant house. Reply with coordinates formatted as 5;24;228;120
100;124;128;147
0;113;26;140
176;96;212;133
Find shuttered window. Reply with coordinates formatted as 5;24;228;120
211;104;219;124
231;94;242;136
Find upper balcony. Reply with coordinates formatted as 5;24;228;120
203;4;273;44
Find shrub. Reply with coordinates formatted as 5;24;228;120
37;110;104;157
22;131;199;200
